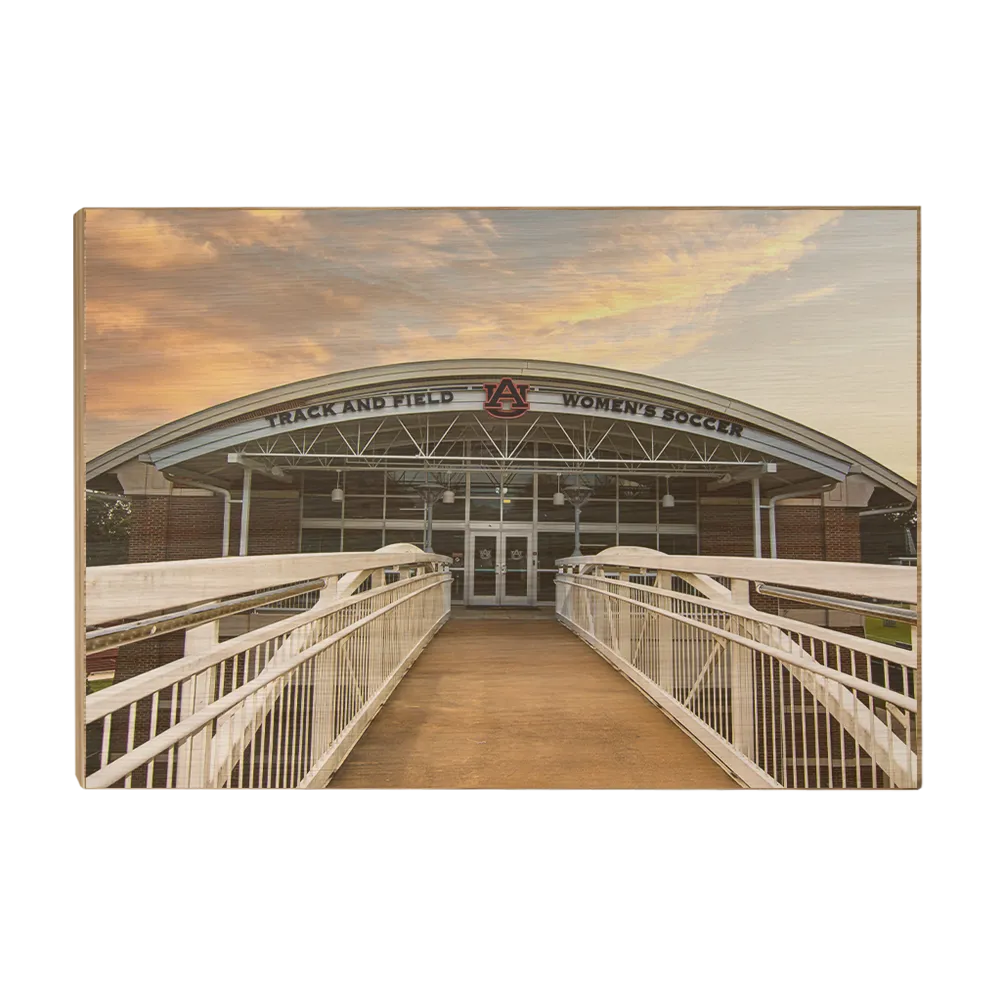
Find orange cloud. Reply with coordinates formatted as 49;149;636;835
85;210;218;269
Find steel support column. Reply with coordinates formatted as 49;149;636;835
239;466;252;556
752;477;762;558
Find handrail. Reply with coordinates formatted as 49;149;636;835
560;575;916;711
86;570;447;723
562;571;917;668
556;547;917;603
753;582;917;625
84;578;328;654
85;547;451;625
87;574;447;788
555;546;920;789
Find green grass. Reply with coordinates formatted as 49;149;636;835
863;615;912;649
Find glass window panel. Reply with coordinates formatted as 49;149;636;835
590;477;617;499
537;532;576;569
618;501;657;524
579;500;616;524
537;472;559;496
658;503;697;524
300;528;341;553
578;531;616;556
302;494;340;519
386;496;427;519
503;534;529;598
536;572;556;603
660;477;697;501
302;472;348;494
617;476;656;500
501;473;534;497
537;498;575;523
469;472;507;496
385;474;422;495
432;497;465;520
501;498;533;522
469;497;501;521
342;528;384;552
385;528;424;547
433;531;466;568
472;535;498;597
658;532;698;555
345;470;386;494
344;494;384;519
619;532;656;550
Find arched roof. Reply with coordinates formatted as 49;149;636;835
86;359;916;502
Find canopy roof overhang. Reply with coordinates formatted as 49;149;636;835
86;359;916;503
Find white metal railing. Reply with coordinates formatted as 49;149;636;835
555;547;919;789
82;545;451;789
252;585;323;613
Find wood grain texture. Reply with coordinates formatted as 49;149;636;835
327;615;737;789
75;210;86;786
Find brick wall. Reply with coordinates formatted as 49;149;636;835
99;493;329;760
699;501;861;563
699;498;861;614
243;497;301;556
114;493;301;686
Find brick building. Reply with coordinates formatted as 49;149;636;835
86;359;916;617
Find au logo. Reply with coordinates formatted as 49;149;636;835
483;378;530;419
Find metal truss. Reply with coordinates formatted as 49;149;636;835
222;411;776;479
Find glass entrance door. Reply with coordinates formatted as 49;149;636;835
471;533;499;604
470;532;532;606
501;533;530;604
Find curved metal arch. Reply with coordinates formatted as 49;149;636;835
86;358;915;500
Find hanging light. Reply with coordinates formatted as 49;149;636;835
331;471;345;503
552;473;565;506
442;489;456;504
661;476;675;508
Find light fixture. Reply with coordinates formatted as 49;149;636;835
442;489;456;504
331;471;345;503
552;473;565;506
661;476;675;508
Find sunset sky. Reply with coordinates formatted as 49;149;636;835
82;208;918;481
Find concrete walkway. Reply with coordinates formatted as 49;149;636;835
327;616;737;789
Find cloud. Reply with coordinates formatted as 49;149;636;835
85;210;218;269
83;207;877;462
204;209;317;249
745;283;842;317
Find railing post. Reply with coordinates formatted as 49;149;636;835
912;624;921;788
655;570;675;695
312;575;341;610
618;573;632;665
175;620;221;788
728;578;756;761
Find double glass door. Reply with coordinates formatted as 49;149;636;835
470;531;531;606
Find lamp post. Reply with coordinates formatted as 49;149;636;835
407;475;457;552
562;481;594;558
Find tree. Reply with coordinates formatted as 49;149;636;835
860;503;918;564
86;493;133;566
